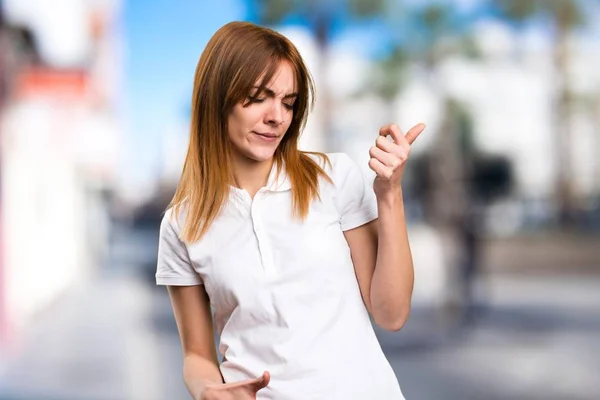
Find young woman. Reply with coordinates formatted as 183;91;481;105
156;21;425;400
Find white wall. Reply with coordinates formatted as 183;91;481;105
1;99;88;338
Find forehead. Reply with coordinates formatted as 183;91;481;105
255;61;297;93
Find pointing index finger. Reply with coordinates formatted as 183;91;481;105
379;124;403;144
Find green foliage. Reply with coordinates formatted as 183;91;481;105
494;0;585;29
370;45;409;101
348;0;387;17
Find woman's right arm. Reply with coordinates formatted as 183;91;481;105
167;284;223;399
158;213;269;399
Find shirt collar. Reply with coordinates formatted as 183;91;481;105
229;161;291;196
265;161;291;192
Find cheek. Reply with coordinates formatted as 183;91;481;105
228;111;250;139
237;108;263;131
283;117;293;134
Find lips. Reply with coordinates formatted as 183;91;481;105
252;131;279;143
253;131;277;138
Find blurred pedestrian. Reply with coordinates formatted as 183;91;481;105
156;21;425;400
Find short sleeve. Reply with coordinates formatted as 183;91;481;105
332;153;378;231
155;209;203;286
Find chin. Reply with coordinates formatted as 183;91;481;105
243;148;278;163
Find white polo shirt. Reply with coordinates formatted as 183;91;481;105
156;153;405;400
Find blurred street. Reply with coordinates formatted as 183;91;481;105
0;223;598;400
2;1;600;400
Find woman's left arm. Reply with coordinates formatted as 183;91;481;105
344;123;425;332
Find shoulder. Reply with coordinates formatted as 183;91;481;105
160;205;188;240
303;152;371;199
305;152;357;177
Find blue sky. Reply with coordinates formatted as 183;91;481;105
123;0;247;185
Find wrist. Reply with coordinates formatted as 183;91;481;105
199;384;221;400
193;379;223;400
375;186;404;206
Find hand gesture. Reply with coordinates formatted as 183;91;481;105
201;371;270;400
369;123;425;195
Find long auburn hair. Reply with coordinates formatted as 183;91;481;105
170;21;331;243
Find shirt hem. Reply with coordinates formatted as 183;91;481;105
156;276;204;286
340;208;378;231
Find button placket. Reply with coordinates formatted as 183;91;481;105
251;190;277;278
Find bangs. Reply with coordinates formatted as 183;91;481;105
227;54;298;110
253;56;285;95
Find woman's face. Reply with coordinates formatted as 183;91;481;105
227;61;297;164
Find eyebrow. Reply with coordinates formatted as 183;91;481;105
252;86;298;99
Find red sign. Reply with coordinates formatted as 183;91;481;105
16;68;89;100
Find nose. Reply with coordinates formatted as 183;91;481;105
264;100;284;126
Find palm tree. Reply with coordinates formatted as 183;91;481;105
490;0;587;227
251;0;387;150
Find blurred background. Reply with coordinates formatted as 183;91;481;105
0;0;599;399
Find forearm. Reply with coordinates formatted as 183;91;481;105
370;188;414;331
183;354;224;399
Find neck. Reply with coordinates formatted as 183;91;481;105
231;155;274;198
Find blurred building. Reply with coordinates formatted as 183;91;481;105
332;20;600;233
0;0;123;351
440;21;599;232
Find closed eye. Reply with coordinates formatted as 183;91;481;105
247;96;294;111
247;96;265;103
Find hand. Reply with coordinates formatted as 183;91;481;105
201;371;270;400
368;123;425;196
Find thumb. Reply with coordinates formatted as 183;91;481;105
404;122;426;145
248;371;270;392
